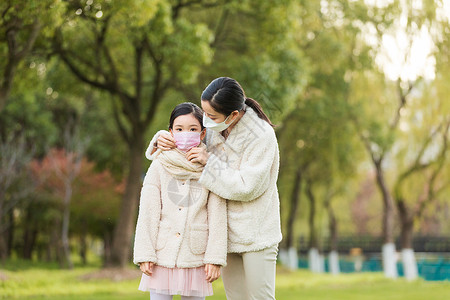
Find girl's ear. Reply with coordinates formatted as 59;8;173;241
169;129;174;136
200;128;206;140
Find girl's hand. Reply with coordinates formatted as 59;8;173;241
186;147;210;165
139;262;154;276
204;264;221;282
157;133;176;151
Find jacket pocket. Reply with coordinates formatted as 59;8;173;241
156;221;171;251
228;211;255;245
189;224;208;255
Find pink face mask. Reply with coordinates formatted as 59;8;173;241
173;131;201;152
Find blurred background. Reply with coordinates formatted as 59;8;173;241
0;0;449;298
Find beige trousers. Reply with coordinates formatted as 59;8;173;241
222;245;278;300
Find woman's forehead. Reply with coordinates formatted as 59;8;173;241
201;100;219;116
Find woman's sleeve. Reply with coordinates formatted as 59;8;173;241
203;192;227;266
133;161;162;265
199;132;278;202
145;130;170;160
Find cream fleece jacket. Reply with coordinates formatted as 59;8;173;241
145;106;282;253
133;146;227;268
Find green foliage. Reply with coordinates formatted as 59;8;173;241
0;85;57;155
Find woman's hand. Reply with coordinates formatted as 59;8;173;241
156;133;176;151
204;264;221;282
186;147;210;165
139;261;154;276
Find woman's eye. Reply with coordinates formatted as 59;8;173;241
176;128;182;131
190;128;197;131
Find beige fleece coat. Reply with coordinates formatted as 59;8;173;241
146;106;282;253
133;146;227;268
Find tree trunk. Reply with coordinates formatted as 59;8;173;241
109;133;144;268
306;180;323;273
373;161;398;278
329;250;340;275
0;190;6;261
6;208;14;257
22;205;38;259
326;193;340;274
398;205;418;280
103;230;113;267
306;181;318;249
327;201;338;252
22;225;38;260
79;235;87;266
61;184;73;269
280;167;303;270
286;167;302;249
399;211;413;249
79;225;88;265
374;162;396;244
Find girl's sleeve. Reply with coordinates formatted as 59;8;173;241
203;192;227;267
145;130;170;160
199;131;278;202
133;161;162;265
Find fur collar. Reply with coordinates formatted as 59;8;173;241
154;144;205;180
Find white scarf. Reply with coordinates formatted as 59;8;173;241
154;144;205;180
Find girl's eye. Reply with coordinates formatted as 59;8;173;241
176;128;182;131
190;128;197;131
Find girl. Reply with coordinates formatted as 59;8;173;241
133;102;227;300
150;77;282;300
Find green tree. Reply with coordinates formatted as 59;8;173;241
52;0;218;267
347;0;449;279
277;0;373;271
0;0;63;112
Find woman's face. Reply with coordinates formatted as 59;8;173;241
171;113;206;138
201;100;238;124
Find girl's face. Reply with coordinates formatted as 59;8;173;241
201;100;239;124
171;113;206;139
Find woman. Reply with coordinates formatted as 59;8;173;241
148;77;282;300
134;102;227;300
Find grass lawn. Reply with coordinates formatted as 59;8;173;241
1;262;449;300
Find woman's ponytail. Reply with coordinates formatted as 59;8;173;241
245;97;275;128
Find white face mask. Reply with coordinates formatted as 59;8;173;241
203;112;236;132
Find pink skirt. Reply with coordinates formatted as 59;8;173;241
138;265;213;297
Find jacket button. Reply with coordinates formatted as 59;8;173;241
176;232;181;237
178;207;182;211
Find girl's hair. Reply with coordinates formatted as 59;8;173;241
169;102;204;130
201;77;275;127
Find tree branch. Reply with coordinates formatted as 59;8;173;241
111;96;131;145
16;19;42;60
394;122;445;200
416;119;450;218
210;6;229;48
390;79;413;130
